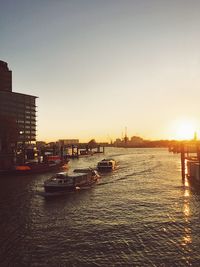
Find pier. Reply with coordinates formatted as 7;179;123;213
169;141;200;182
63;143;105;159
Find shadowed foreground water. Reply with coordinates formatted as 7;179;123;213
1;148;200;266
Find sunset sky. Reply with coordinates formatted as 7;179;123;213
1;0;200;142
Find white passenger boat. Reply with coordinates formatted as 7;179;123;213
97;158;116;172
44;168;100;193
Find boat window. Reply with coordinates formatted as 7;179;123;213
75;175;86;183
56;174;65;178
67;178;73;184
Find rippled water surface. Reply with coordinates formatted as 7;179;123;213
1;148;200;266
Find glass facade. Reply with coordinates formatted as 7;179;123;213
0;60;37;144
0;91;37;142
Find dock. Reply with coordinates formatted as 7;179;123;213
169;141;200;182
61;143;105;159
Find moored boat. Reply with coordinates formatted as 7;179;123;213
186;158;200;182
97;158;116;172
0;156;69;176
44;168;100;193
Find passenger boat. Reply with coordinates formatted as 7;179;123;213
44;168;100;193
97;158;116;172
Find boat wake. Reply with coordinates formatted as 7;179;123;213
98;164;161;186
36;191;71;197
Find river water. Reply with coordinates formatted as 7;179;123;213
1;148;200;266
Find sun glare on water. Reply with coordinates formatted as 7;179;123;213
172;119;197;140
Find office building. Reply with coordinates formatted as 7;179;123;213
0;60;37;148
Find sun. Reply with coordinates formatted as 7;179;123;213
171;119;198;140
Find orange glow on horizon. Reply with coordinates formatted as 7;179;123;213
170;118;198;140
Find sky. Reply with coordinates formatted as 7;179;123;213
1;0;200;142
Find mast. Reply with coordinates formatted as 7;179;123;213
124;126;128;145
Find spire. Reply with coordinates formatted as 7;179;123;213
194;131;197;141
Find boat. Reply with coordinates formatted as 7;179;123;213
97;158;116;172
79;150;94;157
0;155;69;175
186;158;200;183
44;168;100;193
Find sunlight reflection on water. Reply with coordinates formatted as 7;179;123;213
1;148;200;266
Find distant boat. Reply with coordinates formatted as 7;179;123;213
44;168;100;193
79;150;94;157
97;158;116;172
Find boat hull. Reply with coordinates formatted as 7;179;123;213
0;161;69;176
97;166;113;172
44;180;97;193
44;185;75;193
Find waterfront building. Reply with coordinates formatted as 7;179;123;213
130;136;144;145
0;60;37;168
0;60;12;92
36;141;46;149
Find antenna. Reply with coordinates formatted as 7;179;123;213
124;126;128;144
194;131;197;141
107;134;113;144
125;126;127;138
